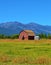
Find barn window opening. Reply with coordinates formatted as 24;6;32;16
22;36;25;40
28;36;34;40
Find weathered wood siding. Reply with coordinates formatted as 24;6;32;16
19;31;28;40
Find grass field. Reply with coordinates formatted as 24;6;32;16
0;39;51;65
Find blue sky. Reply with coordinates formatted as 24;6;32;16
0;0;51;25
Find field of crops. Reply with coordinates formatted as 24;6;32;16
0;39;51;65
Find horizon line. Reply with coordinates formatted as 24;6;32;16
0;21;51;26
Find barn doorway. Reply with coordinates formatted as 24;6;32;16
28;36;34;40
22;36;25;40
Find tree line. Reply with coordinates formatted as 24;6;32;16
38;33;51;39
0;34;19;39
0;33;51;39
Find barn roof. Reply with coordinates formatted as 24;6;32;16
24;30;35;36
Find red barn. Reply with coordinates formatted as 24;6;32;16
19;30;35;40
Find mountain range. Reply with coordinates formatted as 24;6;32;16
0;21;51;35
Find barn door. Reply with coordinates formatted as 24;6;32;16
22;36;25;40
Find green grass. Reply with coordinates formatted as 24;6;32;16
0;40;51;65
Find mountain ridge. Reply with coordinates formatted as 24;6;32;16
0;21;51;35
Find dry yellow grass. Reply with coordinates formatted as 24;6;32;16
0;39;51;44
